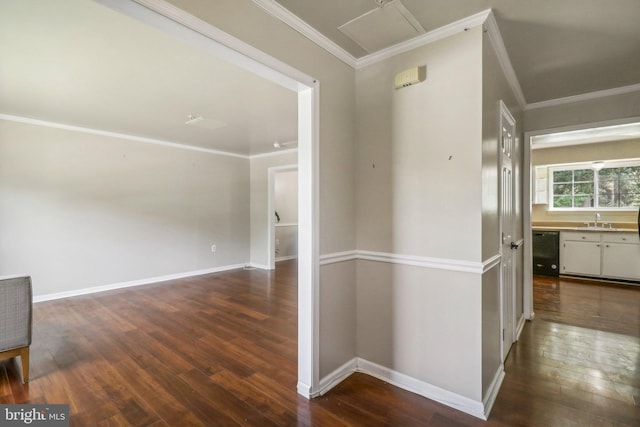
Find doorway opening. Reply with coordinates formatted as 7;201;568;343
100;0;320;398
523;117;640;318
268;165;299;270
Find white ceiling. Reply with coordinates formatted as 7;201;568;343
2;0;639;156
274;0;640;104
0;0;298;157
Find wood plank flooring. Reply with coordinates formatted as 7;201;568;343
1;263;639;426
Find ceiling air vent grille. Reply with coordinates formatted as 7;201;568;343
338;0;425;53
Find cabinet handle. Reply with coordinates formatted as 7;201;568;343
622;238;627;241
606;244;610;248
581;236;586;239
597;244;600;247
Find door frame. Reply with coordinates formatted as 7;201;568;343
98;0;321;398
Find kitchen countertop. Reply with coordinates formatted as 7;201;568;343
532;222;638;233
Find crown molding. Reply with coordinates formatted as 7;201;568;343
0;114;255;159
250;147;298;159
524;82;640;111
356;9;492;69
250;0;358;68
484;11;527;109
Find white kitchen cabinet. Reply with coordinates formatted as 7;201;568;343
602;233;640;280
533;166;548;205
560;231;640;282
561;240;602;276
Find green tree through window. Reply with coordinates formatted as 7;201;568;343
551;163;640;209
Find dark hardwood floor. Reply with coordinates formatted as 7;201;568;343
1;264;639;426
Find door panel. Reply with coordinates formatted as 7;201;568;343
500;102;516;362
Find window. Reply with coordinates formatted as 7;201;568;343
549;161;640;210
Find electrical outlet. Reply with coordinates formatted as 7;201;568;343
275;239;280;247
211;244;216;253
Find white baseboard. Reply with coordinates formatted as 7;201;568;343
317;357;489;420
248;263;271;270
297;381;312;399
515;313;526;341
316;357;358;396
275;255;297;262
482;366;505;419
33;263;246;303
356;358;487;420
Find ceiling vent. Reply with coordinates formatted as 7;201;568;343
184;115;227;131
338;0;425;53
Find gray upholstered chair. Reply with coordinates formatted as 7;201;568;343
0;275;32;383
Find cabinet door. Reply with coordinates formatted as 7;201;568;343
562;241;601;276
602;243;640;280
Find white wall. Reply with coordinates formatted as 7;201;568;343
356;29;484;261
355;27;485;403
0;120;249;297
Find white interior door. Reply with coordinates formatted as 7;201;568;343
500;101;516;362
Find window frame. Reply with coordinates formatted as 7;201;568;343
548;159;640;211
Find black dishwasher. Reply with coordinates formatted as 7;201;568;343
532;231;559;277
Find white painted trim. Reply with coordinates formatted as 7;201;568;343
482;366;505;419
316;357;358;397
0;114;298;160
523;131;534;320
250;148;298;159
356;9;492;69
358;250;484;273
296;83;321;398
296;382;312;398
118;0;316;91
276;255;298;262
249;263;271;270
319;250;358;266
482;254;502;273
245;3;495;74
207;0;640;114
525;82;640;111
250;0;357;68
356;358;487;420
319;249;502;274
33;264;246;303
275;223;298;227
0;114;248;159
484;13;527;109
515;313;526;341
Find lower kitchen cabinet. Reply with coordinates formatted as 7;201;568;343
602;241;640;281
561;231;640;281
562;240;602;276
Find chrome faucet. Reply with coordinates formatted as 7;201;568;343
595;212;601;227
